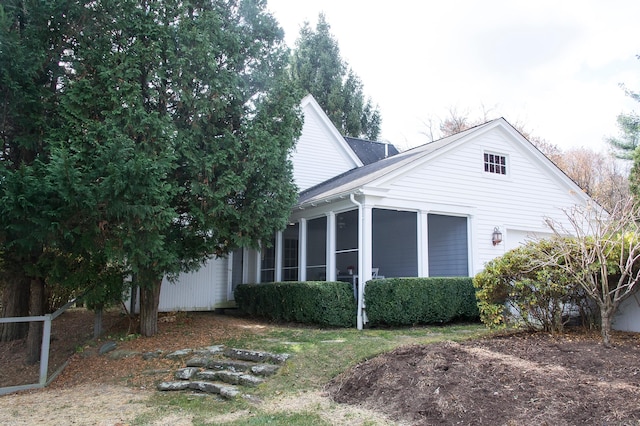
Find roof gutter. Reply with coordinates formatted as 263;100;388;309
295;189;363;211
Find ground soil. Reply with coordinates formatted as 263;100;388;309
328;330;640;425
1;309;640;425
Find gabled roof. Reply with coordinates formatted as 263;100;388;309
344;137;400;165
298;121;482;206
297;118;592;208
299;95;363;168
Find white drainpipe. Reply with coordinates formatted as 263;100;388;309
349;193;365;330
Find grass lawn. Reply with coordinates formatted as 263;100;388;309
132;321;488;425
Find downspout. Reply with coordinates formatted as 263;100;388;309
349;193;365;330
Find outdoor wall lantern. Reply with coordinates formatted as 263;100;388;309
492;227;503;246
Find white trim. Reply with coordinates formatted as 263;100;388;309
418;210;429;277
327;212;336;281
275;231;283;282
226;252;234;300
300;94;364;167
299;219;307;281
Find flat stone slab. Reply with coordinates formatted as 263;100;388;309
250;364;280;377
166;349;194;359
194;345;224;356
175;367;200;380
158;381;191;391
195;370;264;387
99;341;117;355
189;381;240;398
224;348;290;364
186;357;254;372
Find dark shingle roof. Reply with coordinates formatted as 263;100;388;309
344;137;400;165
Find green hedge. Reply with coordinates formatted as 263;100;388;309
365;277;479;326
234;281;355;327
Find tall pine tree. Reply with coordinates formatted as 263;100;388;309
290;13;381;141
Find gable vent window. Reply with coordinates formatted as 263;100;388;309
484;152;507;175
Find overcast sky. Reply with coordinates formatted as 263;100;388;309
267;0;640;152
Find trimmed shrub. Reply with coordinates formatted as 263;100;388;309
234;281;355;327
473;239;596;333
364;277;479;326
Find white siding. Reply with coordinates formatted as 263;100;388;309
292;102;359;191
375;126;585;275
613;291;640;332
505;229;553;251
157;257;229;312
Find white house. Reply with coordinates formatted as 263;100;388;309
151;94;638;331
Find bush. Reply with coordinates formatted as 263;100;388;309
364;277;479;326
234;281;355;327
473;239;595;332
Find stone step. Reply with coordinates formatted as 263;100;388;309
157;381;240;399
195;370;264;387
224;348;290;364
186;357;253;372
185;357;282;377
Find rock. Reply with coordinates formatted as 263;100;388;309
207;371;263;387
224;348;290;364
219;385;240;399
166;348;193;359
238;374;264;387
107;349;138;359
251;364;280;377
195;345;224;356
98;341;117;355
159;346;288;399
189;381;239;398
175;367;199;380
158;381;191;391
194;370;219;381
186;357;254;372
142;350;163;360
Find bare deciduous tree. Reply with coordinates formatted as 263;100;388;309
541;200;640;347
553;148;630;212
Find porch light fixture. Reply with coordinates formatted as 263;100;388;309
492;227;503;246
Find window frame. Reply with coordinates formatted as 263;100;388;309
483;151;508;176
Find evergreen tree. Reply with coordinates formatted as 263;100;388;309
0;0;81;360
49;0;302;336
608;55;640;200
607;112;640;160
290;14;381;140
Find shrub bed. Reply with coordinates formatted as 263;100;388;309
234;281;355;327
365;277;479;326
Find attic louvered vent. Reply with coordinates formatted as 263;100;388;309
484;152;507;175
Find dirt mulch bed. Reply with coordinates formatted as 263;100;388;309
3;309;640;425
328;331;640;425
0;308;270;390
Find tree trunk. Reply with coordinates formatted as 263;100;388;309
26;277;45;364
93;305;103;339
129;273;138;315
601;308;613;348
139;277;162;337
0;275;30;341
